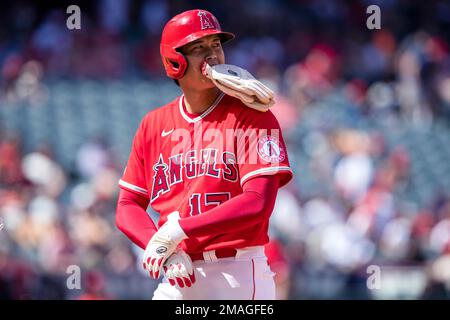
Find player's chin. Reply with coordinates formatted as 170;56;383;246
200;77;216;89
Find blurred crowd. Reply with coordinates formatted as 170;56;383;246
270;129;450;299
1;0;450;299
0;136;158;299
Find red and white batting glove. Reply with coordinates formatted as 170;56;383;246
142;211;187;279
163;249;196;288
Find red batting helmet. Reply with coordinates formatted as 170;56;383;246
160;9;235;79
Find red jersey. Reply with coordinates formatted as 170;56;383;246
119;92;293;253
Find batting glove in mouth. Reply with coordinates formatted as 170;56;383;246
202;62;275;112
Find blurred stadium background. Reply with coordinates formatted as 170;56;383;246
1;0;450;299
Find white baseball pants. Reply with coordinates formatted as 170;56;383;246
152;246;276;300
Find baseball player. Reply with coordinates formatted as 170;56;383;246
116;9;293;300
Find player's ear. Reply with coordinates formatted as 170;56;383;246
177;49;189;74
173;48;188;84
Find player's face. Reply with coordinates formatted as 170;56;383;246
179;35;225;89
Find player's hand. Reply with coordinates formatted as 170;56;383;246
163;249;196;288
202;62;275;112
142;211;187;279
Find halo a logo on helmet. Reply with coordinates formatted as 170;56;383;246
257;135;286;163
198;11;216;30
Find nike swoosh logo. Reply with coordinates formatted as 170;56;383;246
161;128;174;137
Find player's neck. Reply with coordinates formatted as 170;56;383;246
182;87;221;114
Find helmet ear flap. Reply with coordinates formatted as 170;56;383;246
160;45;188;79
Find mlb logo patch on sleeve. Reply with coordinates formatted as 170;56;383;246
257;135;286;163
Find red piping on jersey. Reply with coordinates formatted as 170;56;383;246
251;259;256;300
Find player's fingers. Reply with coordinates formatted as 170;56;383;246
250;77;273;94
212;78;234;95
215;81;255;103
217;71;273;103
154;257;164;278
243;100;271;112
171;263;181;278
253;101;272;111
183;277;192;287
247;81;271;104
215;76;240;89
253;84;272;103
147;257;154;277
176;276;185;288
150;257;158;278
217;73;244;86
219;78;254;96
163;266;170;280
239;79;273;103
221;74;258;95
184;261;194;277
177;263;192;287
217;81;255;103
237;92;256;103
170;264;185;288
153;257;162;272
213;77;235;90
157;257;169;277
166;265;175;285
231;80;263;99
256;81;274;97
148;260;154;277
177;263;188;278
254;83;274;103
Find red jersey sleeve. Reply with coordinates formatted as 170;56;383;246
236;109;293;188
119;119;148;198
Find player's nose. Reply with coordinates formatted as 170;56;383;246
204;47;218;65
205;55;218;66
